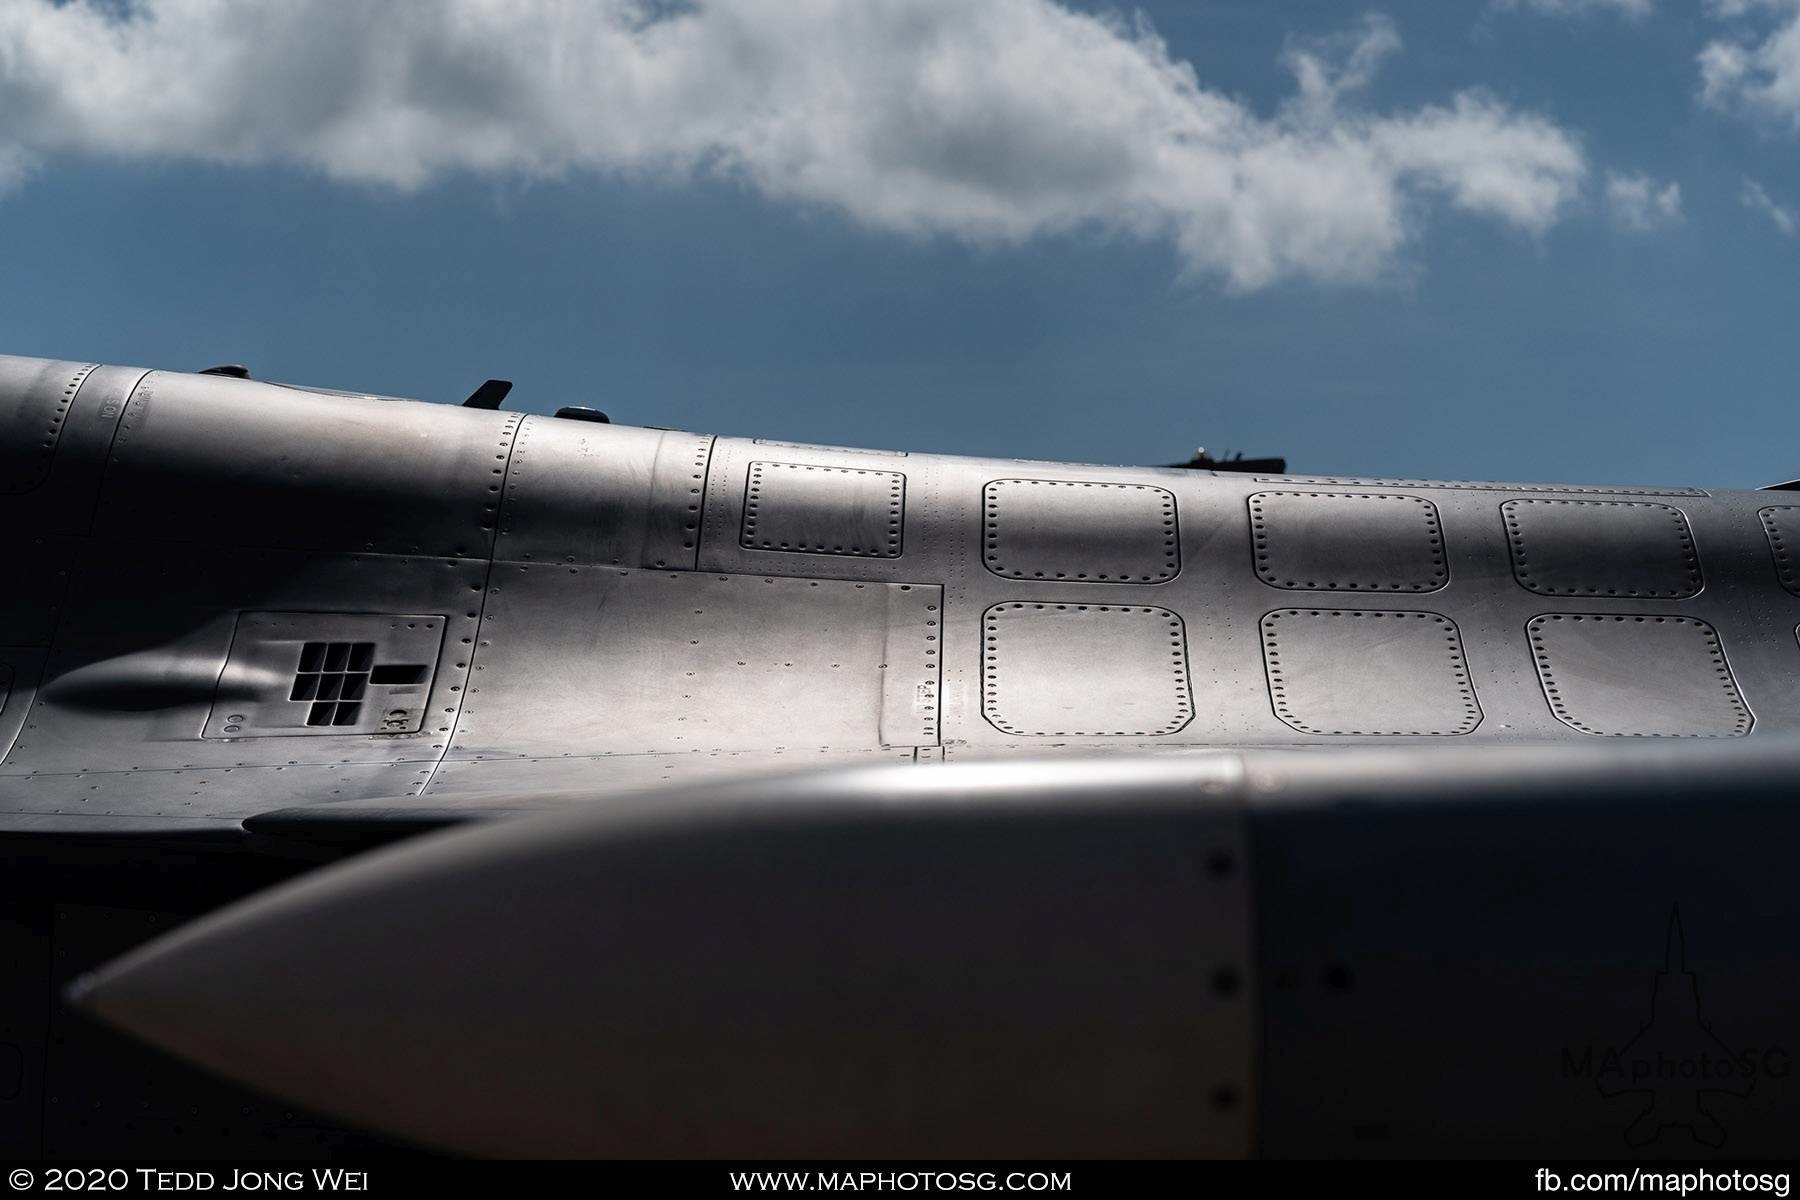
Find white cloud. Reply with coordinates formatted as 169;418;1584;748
1281;13;1405;116
1741;176;1798;234
0;146;29;192
1700;0;1800;129
1604;171;1682;231
0;0;1591;289
1706;1;1787;19
1495;0;1654;17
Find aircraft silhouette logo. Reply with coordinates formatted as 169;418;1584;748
1593;909;1753;1148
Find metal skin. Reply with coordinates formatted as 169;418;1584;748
2;353;1798;1156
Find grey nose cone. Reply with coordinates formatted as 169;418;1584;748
71;759;1253;1158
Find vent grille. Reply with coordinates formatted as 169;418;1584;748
290;641;389;727
206;613;443;738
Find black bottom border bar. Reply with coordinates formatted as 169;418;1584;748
5;1162;1795;1199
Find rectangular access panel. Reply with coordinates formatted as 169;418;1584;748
204;612;446;738
448;568;942;758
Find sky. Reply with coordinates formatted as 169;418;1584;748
1;0;1798;487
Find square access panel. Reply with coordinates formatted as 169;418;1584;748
982;602;1192;736
741;461;905;557
1528;614;1750;737
1249;492;1446;592
1259;608;1480;736
204;612;445;738
1758;507;1800;596
984;479;1179;583
1503;499;1700;598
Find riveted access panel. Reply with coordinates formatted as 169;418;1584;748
0;357;94;495
448;568;941;758
1503;499;1701;598
1758;507;1800;597
1259;609;1480;736
202;612;445;738
981;603;1192;736
740;462;904;557
94;372;523;558
1248;492;1445;593
493;417;712;570
1528;614;1750;737
0;362;147;538
983;479;1178;583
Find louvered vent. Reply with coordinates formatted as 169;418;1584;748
206;613;443;738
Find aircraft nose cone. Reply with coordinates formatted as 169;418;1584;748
71;761;1255;1158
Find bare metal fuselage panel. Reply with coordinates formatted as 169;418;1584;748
2;354;1798;833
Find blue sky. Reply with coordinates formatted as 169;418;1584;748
2;0;1799;487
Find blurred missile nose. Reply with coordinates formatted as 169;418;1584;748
63;972;96;1009
71;759;1254;1158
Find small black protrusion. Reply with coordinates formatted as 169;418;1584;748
199;364;251;379
1164;448;1287;473
462;380;513;410
1760;478;1800;491
554;406;611;424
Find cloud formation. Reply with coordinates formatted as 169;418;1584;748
1701;0;1800;129
1495;0;1654;18
0;0;1591;288
1741;176;1798;234
1605;171;1682;230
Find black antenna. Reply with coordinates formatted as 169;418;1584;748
1163;447;1287;473
462;380;513;410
